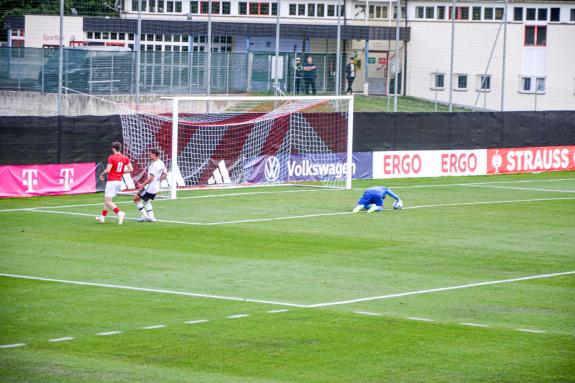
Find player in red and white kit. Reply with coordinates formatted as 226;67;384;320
96;142;133;224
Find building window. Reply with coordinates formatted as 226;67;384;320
430;73;445;90
437;6;446;20
298;4;305;16
514;7;523;21
526;8;536;20
222;1;230;14
165;34;172;42
550;8;560;22
176;1;182;12
317;4;324;17
87;32;93;39
538;8;547;21
495;8;504;20
200;1;209;13
157;0;164;12
472;7;481;20
456;74;468;90
425;6;434;19
271;3;277;15
190;1;198;13
571;9;575;22
484;7;494;20
289;4;296;15
212;2;220;14
327;4;335;17
155;34;162;41
239;2;247;14
451;6;469;20
521;77;546;93
119;33;125;40
308;3;315;17
167;1;174;12
525;26;546;46
478;75;491;91
522;77;531;92
103;32;110;39
111;32;118;39
416;6;424;19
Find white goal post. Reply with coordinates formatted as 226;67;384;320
120;95;354;199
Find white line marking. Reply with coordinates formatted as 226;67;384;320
267;309;289;314
12;196;575;227
0;343;26;349
354;311;382;316
226;314;250;319
49;336;74;342
185;320;210;324
306;270;575;308
142;325;166;330
460;323;489;328
460;184;575;193
2;177;573;214
516;328;546;334
407;317;434;322
96;331;122;336
403;197;575;211
0;273;305;308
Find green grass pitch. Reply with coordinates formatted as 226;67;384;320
1;172;574;382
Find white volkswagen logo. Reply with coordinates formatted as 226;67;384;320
264;156;281;182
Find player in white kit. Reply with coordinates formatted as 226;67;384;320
133;148;167;222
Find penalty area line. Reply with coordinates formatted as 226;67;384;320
0;273;306;308
306;270;575;308
5;196;575;226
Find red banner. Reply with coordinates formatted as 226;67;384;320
0;163;96;198
487;146;575;174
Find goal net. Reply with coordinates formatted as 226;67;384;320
120;96;354;199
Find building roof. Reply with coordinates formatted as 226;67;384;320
84;17;410;41
2;16;410;41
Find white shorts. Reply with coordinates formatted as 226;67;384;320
105;181;122;198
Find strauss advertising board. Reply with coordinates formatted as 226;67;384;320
487;146;575;174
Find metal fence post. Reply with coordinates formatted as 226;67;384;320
110;54;114;95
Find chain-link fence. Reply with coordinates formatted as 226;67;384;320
0;48;346;95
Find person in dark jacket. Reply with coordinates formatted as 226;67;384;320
346;57;356;95
303;56;317;95
294;57;303;94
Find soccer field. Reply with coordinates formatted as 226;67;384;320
1;172;574;382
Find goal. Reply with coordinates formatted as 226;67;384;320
120;95;354;199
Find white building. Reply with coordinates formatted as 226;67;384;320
3;0;575;110
404;1;575;111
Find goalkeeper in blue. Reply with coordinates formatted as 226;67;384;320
352;186;403;213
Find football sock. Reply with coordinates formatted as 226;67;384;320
144;202;155;220
101;210;108;217
136;201;146;215
113;207;120;214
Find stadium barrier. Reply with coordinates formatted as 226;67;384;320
1;111;574;197
0;163;96;197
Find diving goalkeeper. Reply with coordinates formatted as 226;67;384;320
353;186;403;213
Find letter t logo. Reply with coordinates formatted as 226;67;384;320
59;168;74;191
22;169;38;193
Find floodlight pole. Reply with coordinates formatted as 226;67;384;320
135;0;142;103
500;0;508;111
448;0;456;112
274;0;281;93
57;0;64;116
335;0;342;96
393;0;400;112
207;0;212;96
